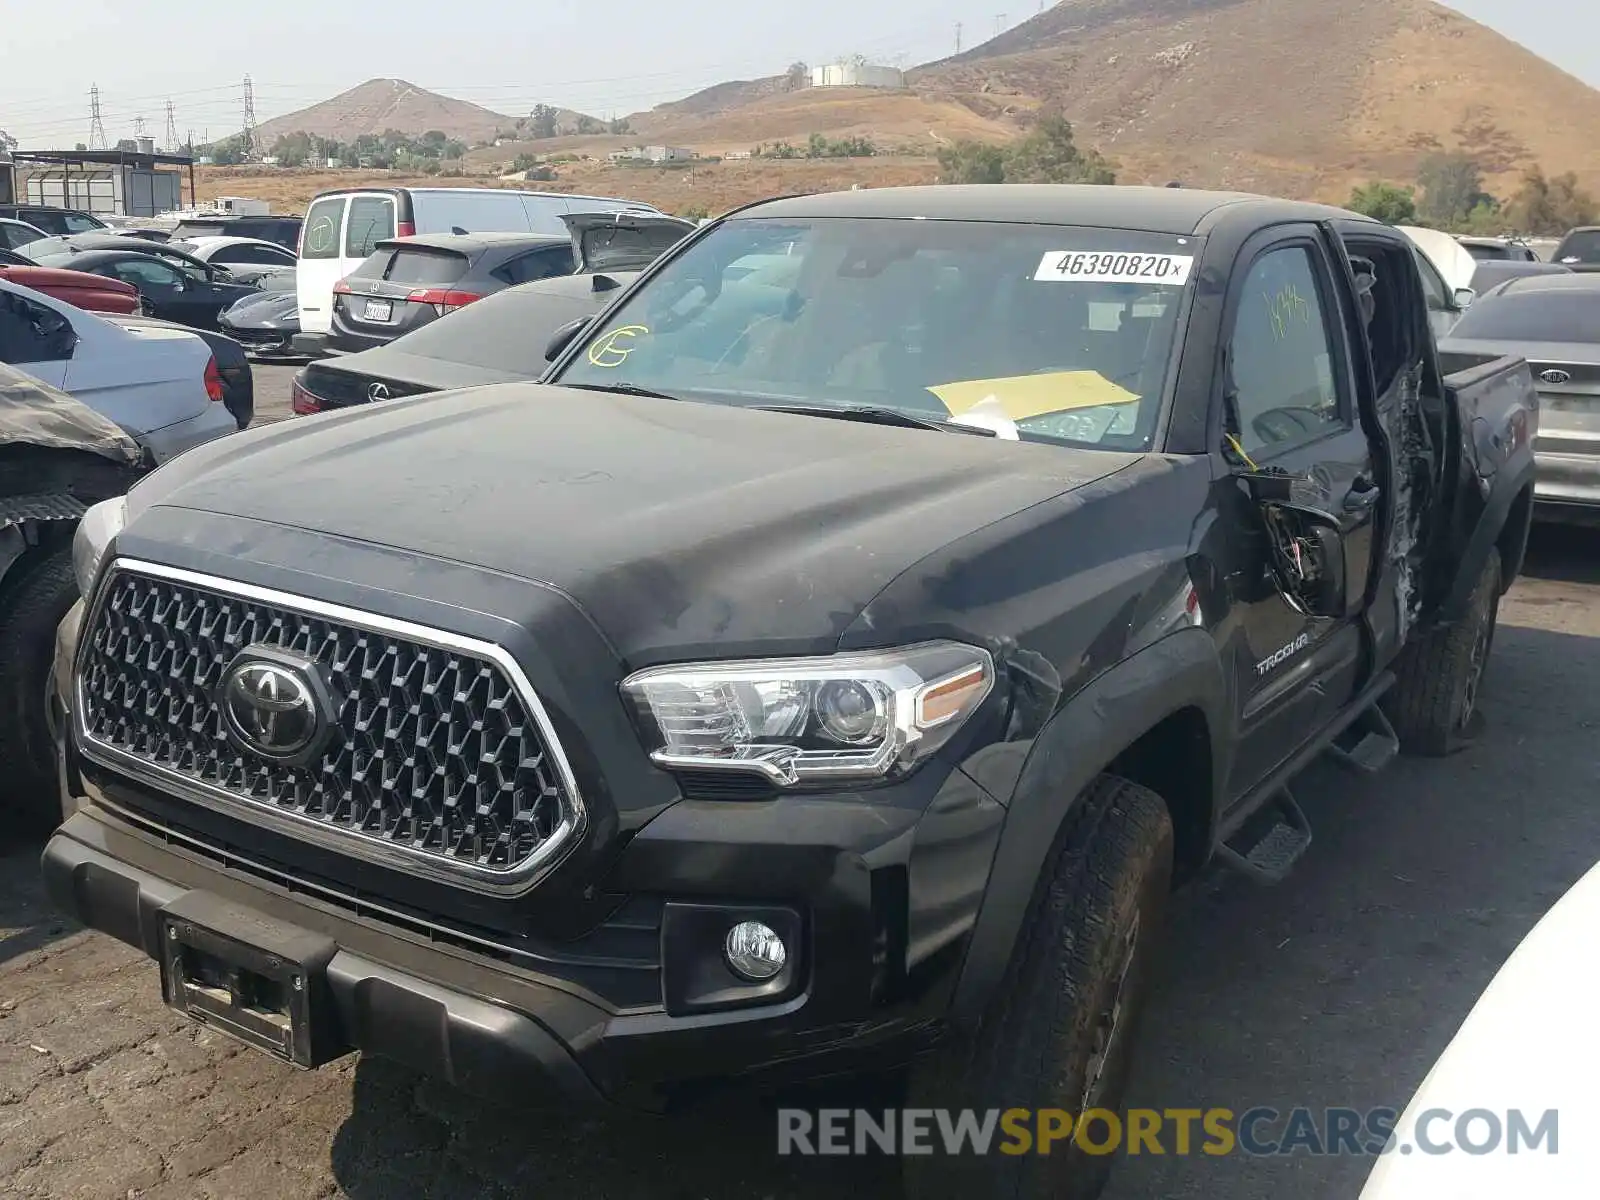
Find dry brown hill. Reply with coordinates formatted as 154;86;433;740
255;78;519;146
906;0;1600;198
624;0;1600;201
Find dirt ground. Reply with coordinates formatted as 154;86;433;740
192;156;941;220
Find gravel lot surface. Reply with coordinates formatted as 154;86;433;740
4;363;1597;1198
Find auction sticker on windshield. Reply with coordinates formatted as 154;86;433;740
1035;251;1195;286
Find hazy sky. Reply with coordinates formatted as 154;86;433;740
1;0;1592;148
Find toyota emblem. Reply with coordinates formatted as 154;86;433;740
219;648;334;764
1539;369;1572;385
368;381;391;402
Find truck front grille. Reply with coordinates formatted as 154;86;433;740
75;561;584;890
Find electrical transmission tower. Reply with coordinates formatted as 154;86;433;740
88;84;108;150
993;13;1008;38
241;74;257;159
954;21;963;53
132;116;148;139
164;101;179;151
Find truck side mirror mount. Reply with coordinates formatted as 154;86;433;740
1260;503;1347;619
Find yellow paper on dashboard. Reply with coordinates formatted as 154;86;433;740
926;371;1139;421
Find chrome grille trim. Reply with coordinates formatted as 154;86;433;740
73;558;587;896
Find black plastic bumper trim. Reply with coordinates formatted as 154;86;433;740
41;831;602;1105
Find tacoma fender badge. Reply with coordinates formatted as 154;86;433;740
1256;632;1310;677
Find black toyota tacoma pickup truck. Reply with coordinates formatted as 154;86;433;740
44;186;1537;1199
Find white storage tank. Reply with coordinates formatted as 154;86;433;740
810;61;906;89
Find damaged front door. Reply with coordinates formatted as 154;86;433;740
1217;227;1384;797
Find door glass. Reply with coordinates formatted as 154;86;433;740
0;292;72;363
345;196;395;259
1229;246;1345;455
301;197;346;261
1414;250;1449;313
113;260;185;289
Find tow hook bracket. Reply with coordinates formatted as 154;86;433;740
1216;788;1312;885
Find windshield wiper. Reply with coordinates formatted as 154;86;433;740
562;381;682;402
753;403;997;437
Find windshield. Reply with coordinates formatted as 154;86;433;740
550;217;1196;450
1555;230;1600;265
1450;288;1600;342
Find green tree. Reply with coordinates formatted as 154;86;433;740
936;140;1007;184
1004;117;1115;185
1503;168;1599;235
1416;152;1493;227
1347;181;1417;224
528;104;560;139
574;115;603;135
608;117;632;135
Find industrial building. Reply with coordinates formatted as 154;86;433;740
1;145;196;217
608;145;696;163
810;61;906;88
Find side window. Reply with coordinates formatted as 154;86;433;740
345;196;395;258
0;292;75;364
29;212;67;237
215;245;289;266
1228;246;1346;455
112;260;185;290
1413;250;1449;312
301;197;346;261
156;252;210;282
495;246;576;285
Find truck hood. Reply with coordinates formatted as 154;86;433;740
130;383;1139;662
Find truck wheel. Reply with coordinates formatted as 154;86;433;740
1384;546;1501;757
0;546;75;831
903;775;1173;1200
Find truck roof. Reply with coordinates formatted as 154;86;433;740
736;184;1372;236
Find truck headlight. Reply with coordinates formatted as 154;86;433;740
72;496;127;596
621;641;994;787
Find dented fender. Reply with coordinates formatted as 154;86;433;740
947;626;1231;1026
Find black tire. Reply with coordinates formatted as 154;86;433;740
903;775;1174;1200
1383;546;1501;757
0;545;76;831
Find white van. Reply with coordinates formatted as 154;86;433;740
292;187;662;354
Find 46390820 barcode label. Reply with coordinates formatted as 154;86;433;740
1034;250;1195;286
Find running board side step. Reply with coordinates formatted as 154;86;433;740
1324;703;1400;775
1215;788;1312;885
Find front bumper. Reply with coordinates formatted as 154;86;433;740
288;332;332;357
47;601;1008;1109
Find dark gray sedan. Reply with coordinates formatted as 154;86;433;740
297;211;696;407
1439;273;1600;517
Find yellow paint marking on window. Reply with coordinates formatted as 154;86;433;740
927;371;1140;421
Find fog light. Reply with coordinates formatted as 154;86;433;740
724;920;788;981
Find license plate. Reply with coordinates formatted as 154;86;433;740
158;896;342;1068
363;299;393;322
